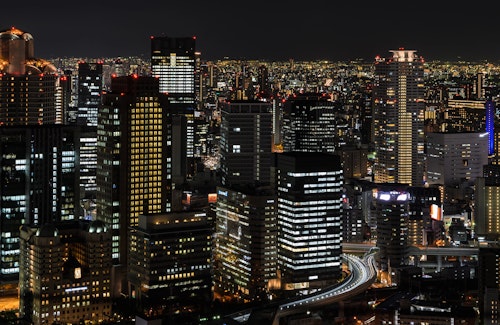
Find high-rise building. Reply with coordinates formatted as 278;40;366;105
275;152;343;292
213;185;277;300
426;132;488;188
151;36;197;182
219;100;273;187
478;245;500;325
486;98;495;156
76;62;103;200
374;183;411;273
282;92;342;153
19;220;112;325
372;49;425;186
0;27;79;283
128;212;212;315
475;165;500;236
0;27;58;125
96;75;171;277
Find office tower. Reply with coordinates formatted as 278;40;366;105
19;220;112;325
486;98;495;156
336;146;368;179
0;27;80;283
442;99;486;132
151;36;197;182
475;168;500;236
374;184;411;274
275;152;343;292
282;92;340;153
128;212;212;315
219;100;273;187
475;72;485;99
372;49;425;186
76;61;103;201
478;246;500;325
0;27;58;124
0;126;79;282
96;75;171;274
426;132;488;189
407;186;442;246
213;185;276;300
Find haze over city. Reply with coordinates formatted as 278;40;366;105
2;0;500;61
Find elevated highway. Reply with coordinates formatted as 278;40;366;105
229;249;378;324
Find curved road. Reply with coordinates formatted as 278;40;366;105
230;249;378;324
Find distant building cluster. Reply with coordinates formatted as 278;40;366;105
2;26;500;324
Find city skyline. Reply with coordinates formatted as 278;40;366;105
3;0;500;62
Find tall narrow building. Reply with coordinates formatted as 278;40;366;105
372;49;425;186
0;27;79;283
151;36;197;183
96;75;171;290
275;152;343;292
76;61;103;200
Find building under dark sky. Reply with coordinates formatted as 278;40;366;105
2;1;500;61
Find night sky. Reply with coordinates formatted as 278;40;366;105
2;0;500;62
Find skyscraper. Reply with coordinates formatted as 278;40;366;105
374;183;411;274
96;75;171;275
372;49;425;186
77;61;103;200
214;185;276;300
219;100;273;187
0;27;79;283
486;98;495;156
275;152;343;292
151;36;197;182
282;92;341;153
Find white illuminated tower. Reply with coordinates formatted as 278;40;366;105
276;152;343;292
151;36;197;181
372;49;425;186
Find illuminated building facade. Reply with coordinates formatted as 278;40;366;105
486;98;495;156
374;184;411;272
76;62;103;199
478;246;500;325
276;152;343;291
282;92;341;153
214;185;276;300
19;220;112;325
407;186;441;246
442;99;485;133
96;75;171;269
426;132;488;188
372;49;425;186
151;36;197;182
475;166;500;236
128;212;212;315
0;27;58;125
219;100;273;187
0;125;78;282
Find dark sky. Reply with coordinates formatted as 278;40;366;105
2;1;499;62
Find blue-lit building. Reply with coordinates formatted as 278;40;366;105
486;98;495;156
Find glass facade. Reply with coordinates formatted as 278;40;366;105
276;152;343;291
